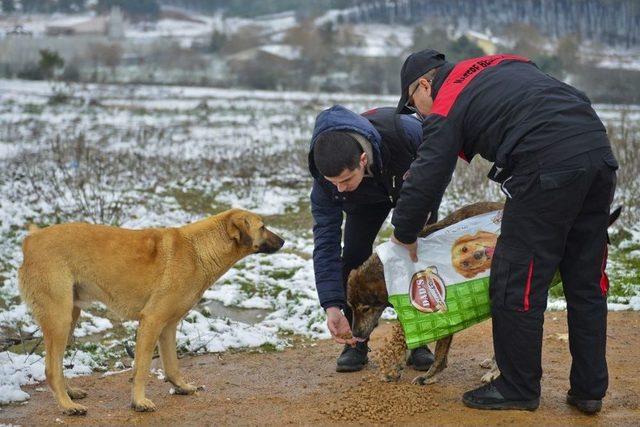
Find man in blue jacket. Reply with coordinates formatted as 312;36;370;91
391;49;617;413
309;105;440;372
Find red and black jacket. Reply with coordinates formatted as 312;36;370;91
392;54;609;244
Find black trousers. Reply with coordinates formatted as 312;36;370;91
341;203;392;326
491;146;618;401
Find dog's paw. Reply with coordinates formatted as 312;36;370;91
131;397;157;412
67;387;87;400
62;402;87;416
479;358;494;369
173;383;198;395
411;375;428;386
412;374;438;386
481;368;500;384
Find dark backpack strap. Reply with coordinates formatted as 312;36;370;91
363;108;421;203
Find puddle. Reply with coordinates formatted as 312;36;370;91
206;300;270;325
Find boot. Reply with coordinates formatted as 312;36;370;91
336;341;369;372
567;391;602;414
406;346;435;371
462;382;539;411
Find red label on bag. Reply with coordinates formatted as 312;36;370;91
410;268;447;313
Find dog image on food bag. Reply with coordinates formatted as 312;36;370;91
18;209;284;416
450;231;498;278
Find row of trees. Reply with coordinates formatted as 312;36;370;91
411;23;582;79
14;44;123;82
5;18;638;103
217;19;640;102
220;20;562;93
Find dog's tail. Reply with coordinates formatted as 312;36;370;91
607;206;623;244
609;206;622;227
27;223;41;234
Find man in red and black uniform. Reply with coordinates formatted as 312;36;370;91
390;49;618;414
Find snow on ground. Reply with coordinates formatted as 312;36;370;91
0;349;103;404
0;79;638;404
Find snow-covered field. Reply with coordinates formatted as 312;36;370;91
0;79;638;404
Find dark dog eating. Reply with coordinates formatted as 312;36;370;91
347;201;504;383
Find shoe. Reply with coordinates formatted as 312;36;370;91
406;346;435;371
462;382;540;411
336;342;369;372
566;392;602;414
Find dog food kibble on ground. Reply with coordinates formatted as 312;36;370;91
325;323;435;423
326;377;436;422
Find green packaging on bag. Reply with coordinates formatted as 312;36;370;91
377;211;501;349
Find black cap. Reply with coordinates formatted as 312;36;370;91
396;49;446;114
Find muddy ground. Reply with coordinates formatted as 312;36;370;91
2;311;639;426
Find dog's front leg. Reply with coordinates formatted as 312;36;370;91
131;315;165;412
159;321;198;395
412;335;453;385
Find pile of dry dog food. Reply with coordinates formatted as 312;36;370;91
325;377;435;423
326;323;435;423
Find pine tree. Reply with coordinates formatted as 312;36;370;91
2;0;16;13
39;49;65;80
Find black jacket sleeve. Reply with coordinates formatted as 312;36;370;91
391;114;463;243
310;180;346;310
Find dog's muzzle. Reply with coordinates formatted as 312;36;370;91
257;235;285;254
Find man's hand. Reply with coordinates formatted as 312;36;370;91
391;235;418;262
326;307;356;346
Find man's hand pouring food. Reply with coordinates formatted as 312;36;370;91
326;306;362;346
391;234;418;262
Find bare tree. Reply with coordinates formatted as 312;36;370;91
87;43;123;80
556;35;581;72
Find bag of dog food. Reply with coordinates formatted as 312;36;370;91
376;210;502;349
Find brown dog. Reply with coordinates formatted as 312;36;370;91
18;209;284;415
347;202;504;383
451;230;498;278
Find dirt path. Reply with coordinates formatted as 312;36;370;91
2;312;639;426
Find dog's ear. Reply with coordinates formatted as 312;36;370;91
347;268;369;304
226;212;253;247
475;231;496;239
346;269;358;299
454;234;476;245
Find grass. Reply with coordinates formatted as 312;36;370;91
608;243;640;302
548;244;639;302
236;275;288;299
170;188;230;216
255;342;279;353
23;103;44;115
262;199;314;232
266;268;300;281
